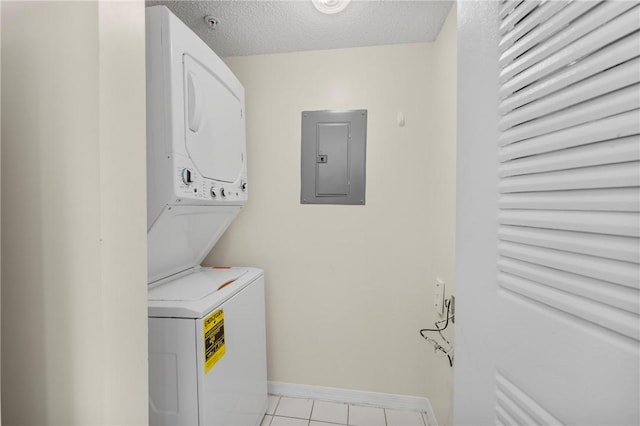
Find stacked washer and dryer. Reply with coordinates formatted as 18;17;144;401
145;6;267;426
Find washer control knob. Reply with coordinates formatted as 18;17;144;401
220;187;226;198
181;168;193;185
241;181;247;192
210;187;217;198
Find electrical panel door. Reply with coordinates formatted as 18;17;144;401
300;110;367;205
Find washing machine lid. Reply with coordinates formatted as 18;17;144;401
147;204;240;284
149;267;248;302
148;267;262;318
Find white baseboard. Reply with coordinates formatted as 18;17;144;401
268;381;438;426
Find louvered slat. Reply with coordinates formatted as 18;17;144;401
499;226;639;263
499;257;639;314
499;0;541;36
498;242;639;289
499;136;640;178
500;1;637;85
496;389;538;425
499;188;640;212
499;110;640;161
499;58;640;130
499;273;639;339
495;406;518;426
496;376;564;426
499;33;640;115
499;0;569;53
499;0;601;67
499;0;524;20
499;161;640;193
499;85;640;146
499;4;640;97
499;210;640;237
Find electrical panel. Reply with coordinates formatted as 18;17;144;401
300;109;367;205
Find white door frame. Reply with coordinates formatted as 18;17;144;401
454;1;501;423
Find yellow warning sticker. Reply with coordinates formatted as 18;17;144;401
203;309;225;374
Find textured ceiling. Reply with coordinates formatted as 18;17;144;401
146;0;454;57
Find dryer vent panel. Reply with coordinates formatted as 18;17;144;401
301;110;367;205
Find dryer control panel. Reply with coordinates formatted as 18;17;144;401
175;165;247;203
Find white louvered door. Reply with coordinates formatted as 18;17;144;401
455;1;639;425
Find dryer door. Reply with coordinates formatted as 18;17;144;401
183;54;244;184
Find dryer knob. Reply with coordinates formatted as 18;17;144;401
241;181;247;192
210;187;217;198
181;168;193;185
220;188;226;197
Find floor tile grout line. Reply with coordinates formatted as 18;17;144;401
265;395;277;426
270;395;280;425
346;402;349;426
272;395;281;416
272;414;316;421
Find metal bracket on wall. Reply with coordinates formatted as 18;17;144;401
450;295;455;323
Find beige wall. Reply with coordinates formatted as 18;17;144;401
424;5;457;425
206;7;456;424
1;2;147;424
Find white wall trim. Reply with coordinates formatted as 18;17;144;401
268;381;438;426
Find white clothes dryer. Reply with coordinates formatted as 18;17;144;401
146;4;248;285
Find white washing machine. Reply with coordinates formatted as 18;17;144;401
146;6;267;426
148;267;267;426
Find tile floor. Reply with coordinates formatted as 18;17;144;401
262;395;430;426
